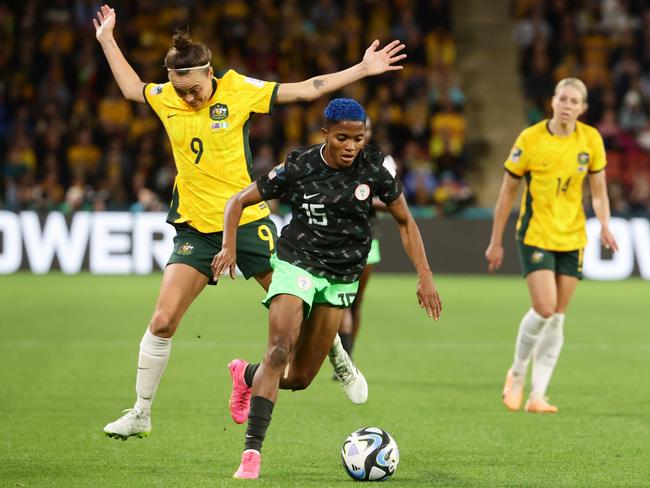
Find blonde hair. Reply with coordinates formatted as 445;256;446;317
554;78;588;103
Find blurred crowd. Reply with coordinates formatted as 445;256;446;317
1;0;476;217
512;0;650;217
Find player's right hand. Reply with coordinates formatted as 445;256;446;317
211;247;237;282
485;243;504;272
93;4;116;41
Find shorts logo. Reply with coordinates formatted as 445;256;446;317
578;152;590;165
177;242;194;255
297;276;313;291
355;184;370;201
531;250;544;263
210;103;228;121
511;147;522;163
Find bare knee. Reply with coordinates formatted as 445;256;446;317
149;309;179;338
533;305;555;319
266;344;291;370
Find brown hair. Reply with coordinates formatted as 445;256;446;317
164;30;211;75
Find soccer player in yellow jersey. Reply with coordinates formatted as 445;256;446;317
93;4;406;439
485;78;619;414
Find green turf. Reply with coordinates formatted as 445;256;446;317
0;273;648;487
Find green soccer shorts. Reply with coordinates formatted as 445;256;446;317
262;253;359;317
366;238;381;265
167;217;277;284
516;240;584;279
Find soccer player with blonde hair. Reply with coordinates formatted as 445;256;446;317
93;4;407;439
485;77;619;413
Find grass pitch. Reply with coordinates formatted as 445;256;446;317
0;273;648;487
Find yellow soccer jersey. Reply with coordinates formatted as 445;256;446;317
504;120;607;251
144;69;279;233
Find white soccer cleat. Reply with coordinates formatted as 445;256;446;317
103;408;151;440
329;350;368;404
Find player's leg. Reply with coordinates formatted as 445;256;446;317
528;262;579;413
285;305;345;390
233;293;304;479
104;263;208;439
234;220;366;403
338;263;373;356
503;244;557;410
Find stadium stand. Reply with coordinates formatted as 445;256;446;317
511;0;650;217
1;0;478;216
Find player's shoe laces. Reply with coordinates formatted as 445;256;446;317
228;359;252;424
103;407;151;440
233;449;261;479
502;368;524;411
329;349;368;404
525;394;558;414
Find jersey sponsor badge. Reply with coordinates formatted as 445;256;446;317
210;103;229;121
578;152;590;165
268;163;285;180
244;76;265;88
176;242;194;255
297;275;313;291
211;121;229;130
150;84;164;95
511;147;522;163
355;184;370;201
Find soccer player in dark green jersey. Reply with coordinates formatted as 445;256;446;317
212;98;442;479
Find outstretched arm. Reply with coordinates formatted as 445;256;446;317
589;170;619;252
485;172;520;272
386;195;442;320
210;182;265;281
93;4;146;103
276;40;406;103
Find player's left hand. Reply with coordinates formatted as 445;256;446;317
601;226;619;253
416;274;442;321
211;247;237;282
362;40;407;75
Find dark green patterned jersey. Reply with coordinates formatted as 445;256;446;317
256;143;402;282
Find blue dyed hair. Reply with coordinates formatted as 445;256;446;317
323;98;366;127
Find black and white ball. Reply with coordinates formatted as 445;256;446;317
341;427;399;481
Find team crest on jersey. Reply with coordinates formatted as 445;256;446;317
210;103;229;121
531;250;544;263
511;147;522;163
355;184;370;201
150;84;164;95
297;275;313;291
578;152;590;165
176;243;194;255
268;163;285;180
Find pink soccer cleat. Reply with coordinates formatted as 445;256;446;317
228;359;251;424
233;449;261;479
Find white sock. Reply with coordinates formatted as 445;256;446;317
531;313;565;397
328;334;343;360
511;308;550;378
134;328;172;414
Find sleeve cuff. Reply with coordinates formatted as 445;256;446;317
505;168;523;179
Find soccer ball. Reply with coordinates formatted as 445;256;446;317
341;427;399;481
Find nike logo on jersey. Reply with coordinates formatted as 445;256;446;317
167;114;177;119
303;193;319;199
